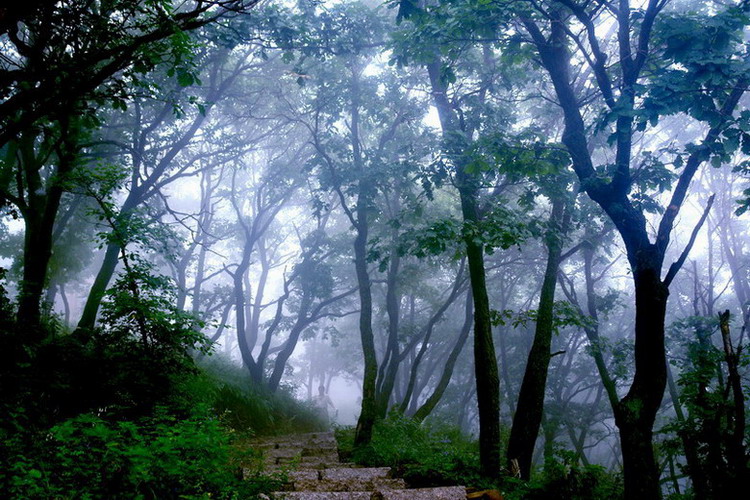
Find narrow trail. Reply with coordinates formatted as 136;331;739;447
252;431;467;499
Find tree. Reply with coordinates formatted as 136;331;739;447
0;0;259;149
0;0;261;329
507;188;572;479
77;45;255;330
518;1;749;496
274;1;434;445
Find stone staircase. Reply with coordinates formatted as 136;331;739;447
251;431;467;500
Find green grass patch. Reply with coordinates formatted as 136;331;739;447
336;412;487;489
336;413;622;500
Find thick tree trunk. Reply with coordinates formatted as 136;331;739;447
14;124;74;330
18;216;55;328
425;58;501;480
614;264;668;500
462;198;502;479
507;199;566;479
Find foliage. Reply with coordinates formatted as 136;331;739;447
338;412;488;489
338;413;622;498
2;407;283;500
505;449;623;500
398;205;531;260
199;355;325;435
0;299;315;499
492;301;597;334
662;314;750;495
0;0;256;144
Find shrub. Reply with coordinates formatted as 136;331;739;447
339;412;486;489
507;449;623;500
2;406;285;499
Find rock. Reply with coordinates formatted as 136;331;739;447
260;432;466;500
379;486;467;499
269;492;374;499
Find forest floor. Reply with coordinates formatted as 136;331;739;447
250;431;468;499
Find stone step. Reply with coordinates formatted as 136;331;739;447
302;445;339;456
265;461;356;472
267;493;373;500
266;454;342;469
282;467;406;492
274;432;337;445
252;432;336;448
268;487;468;499
322;467;392;481
379;486;468;499
251;432;466;500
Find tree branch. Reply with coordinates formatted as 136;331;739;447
663;194;715;287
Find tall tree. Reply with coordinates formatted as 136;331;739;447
518;2;749;496
507;190;572;478
0;0;261;328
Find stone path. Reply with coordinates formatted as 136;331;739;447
251;431;467;500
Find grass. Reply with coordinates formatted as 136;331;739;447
335;412;623;500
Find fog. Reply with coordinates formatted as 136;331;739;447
2;1;749;498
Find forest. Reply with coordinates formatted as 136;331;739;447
1;0;749;499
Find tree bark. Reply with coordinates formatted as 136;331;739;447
718;310;747;494
426;58;501;480
16;123;76;331
507;197;567;479
413;290;472;422
353;191;378;445
349;68;379;447
613;262;668;500
375;239;401;418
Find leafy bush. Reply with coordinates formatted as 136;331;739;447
2;407;285;499
0;264;318;498
0;262;210;431
338;412;486;489
337;413;622;499
506;449;623;500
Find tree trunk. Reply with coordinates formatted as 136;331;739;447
507;198;567;479
16;125;73;330
413;290;472;422
425;58;501;481
718;310;747;494
349;67;379;447
76;190;141;331
353;193;378;446
267;295;312;392
614;263;668;500
399;260;465;413
18;212;57;329
375;243;401;418
666;362;709;497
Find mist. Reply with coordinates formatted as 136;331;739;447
2;1;749;499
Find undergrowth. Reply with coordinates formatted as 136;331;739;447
336;412;487;489
336;412;623;500
0;271;323;499
199;355;323;436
